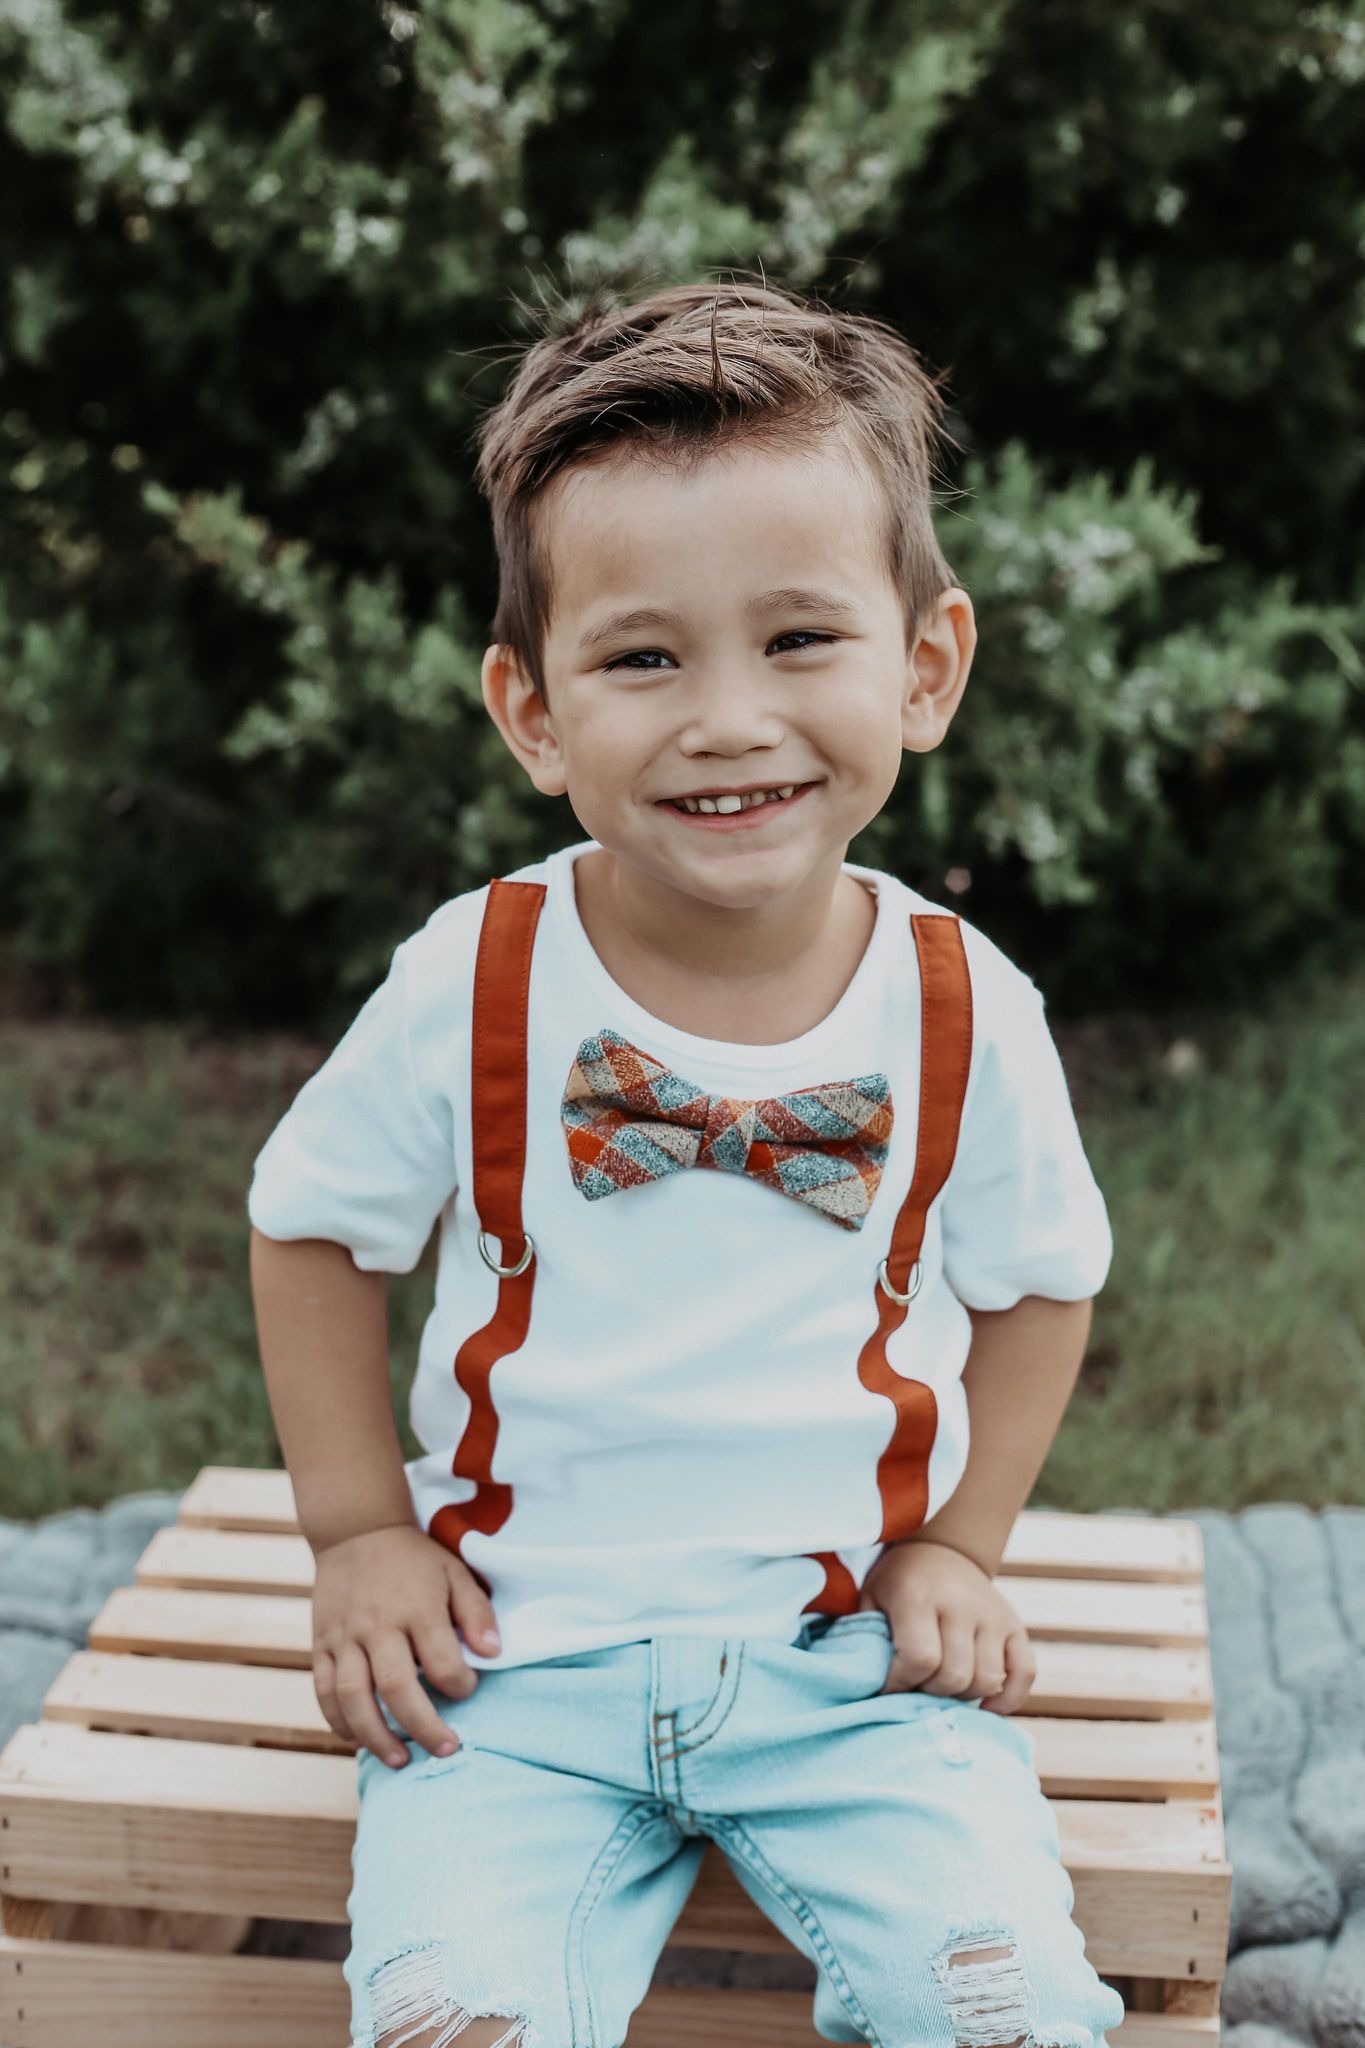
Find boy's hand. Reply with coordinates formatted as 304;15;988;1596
311;1524;502;1771
858;1538;1036;1715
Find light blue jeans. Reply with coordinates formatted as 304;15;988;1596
344;1610;1126;2048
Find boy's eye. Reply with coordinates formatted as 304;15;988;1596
771;630;837;654
603;631;837;671
604;648;674;671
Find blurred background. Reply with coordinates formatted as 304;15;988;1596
3;0;1363;1522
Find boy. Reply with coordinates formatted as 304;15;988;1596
248;279;1126;2048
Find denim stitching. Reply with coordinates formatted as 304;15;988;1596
669;1645;735;1741
708;1814;884;2048
565;1798;675;2048
655;1710;684;1806
658;1643;746;1759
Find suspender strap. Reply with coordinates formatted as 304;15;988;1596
469;876;546;1271
803;912;973;1615
882;913;975;1299
428;878;546;1584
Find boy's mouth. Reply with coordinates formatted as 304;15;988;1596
657;781;818;829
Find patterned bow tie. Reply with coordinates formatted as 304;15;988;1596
561;1028;894;1230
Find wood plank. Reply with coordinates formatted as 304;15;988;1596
0;1938;345;2048
89;1587;312;1666
1007;1577;1207;1647
0;1940;1223;2048
998;1511;1205;1584
42;1653;346;1755
177;1467;1205;1583
177;1465;301;1535
1018;1716;1219;1800
136;1529;1210;1647
85;1588;1216;1718
43;1653;1219;1799
0;1725;1230;1978
1026;1641;1212;1720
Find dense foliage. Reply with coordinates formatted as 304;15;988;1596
3;0;1363;1024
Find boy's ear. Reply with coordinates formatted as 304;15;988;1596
901;587;976;754
480;644;568;797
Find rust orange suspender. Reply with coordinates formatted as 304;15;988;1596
427;878;547;1591
802;911;974;1616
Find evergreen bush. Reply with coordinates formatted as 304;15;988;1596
3;0;1362;1021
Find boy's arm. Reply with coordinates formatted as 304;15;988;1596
905;1292;1094;1578
861;1292;1094;1707
249;1227;418;1553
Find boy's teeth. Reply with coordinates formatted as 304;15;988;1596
679;785;800;815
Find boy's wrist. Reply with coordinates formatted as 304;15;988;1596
887;1528;1004;1580
295;1474;419;1556
307;1512;419;1557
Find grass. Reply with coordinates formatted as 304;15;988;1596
2;957;1362;1521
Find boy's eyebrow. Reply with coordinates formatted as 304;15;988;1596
576;587;862;656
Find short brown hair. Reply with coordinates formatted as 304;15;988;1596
471;275;963;700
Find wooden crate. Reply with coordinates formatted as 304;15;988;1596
0;1467;1231;2047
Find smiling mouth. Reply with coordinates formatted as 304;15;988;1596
660;782;814;815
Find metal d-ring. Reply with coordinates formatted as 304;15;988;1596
877;1255;923;1307
477;1228;535;1278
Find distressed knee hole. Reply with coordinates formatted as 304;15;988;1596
931;1930;1032;2048
368;1940;531;2048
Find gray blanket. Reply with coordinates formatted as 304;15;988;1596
2;1491;1363;2045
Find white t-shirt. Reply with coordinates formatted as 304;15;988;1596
247;838;1112;1669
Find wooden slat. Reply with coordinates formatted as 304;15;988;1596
1004;1576;1206;1646
0;1724;1231;1979
1017;1715;1219;1800
999;1510;1205;1584
0;1940;1223;2048
89;1587;310;1666
176;1466;301;1534
43;1653;346;1755
86;1587;1216;1718
136;1529;1209;1647
137;1528;312;1596
0;1939;345;2048
1024;1640;1212;1720
43;1652;1219;1799
177;1467;1205;1583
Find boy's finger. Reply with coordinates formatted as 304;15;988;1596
410;1617;478;1703
333;1644;411;1769
367;1639;461;1763
969;1624;1010;1703
980;1630;1036;1718
447;1571;502;1657
310;1649;353;1744
919;1613;976;1697
880;1606;942;1693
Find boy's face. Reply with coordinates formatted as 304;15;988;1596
482;431;975;911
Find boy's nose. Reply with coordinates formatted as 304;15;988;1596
676;684;787;758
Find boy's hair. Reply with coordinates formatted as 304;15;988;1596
472;275;963;702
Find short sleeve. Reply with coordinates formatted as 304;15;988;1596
246;939;457;1273
938;977;1112;1312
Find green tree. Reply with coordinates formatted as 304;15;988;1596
2;0;1361;1021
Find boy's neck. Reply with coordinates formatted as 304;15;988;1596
572;846;878;1047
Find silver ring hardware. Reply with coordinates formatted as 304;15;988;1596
877;1255;923;1307
477;1228;535;1278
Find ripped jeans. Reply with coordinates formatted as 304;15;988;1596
343;1610;1126;2048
